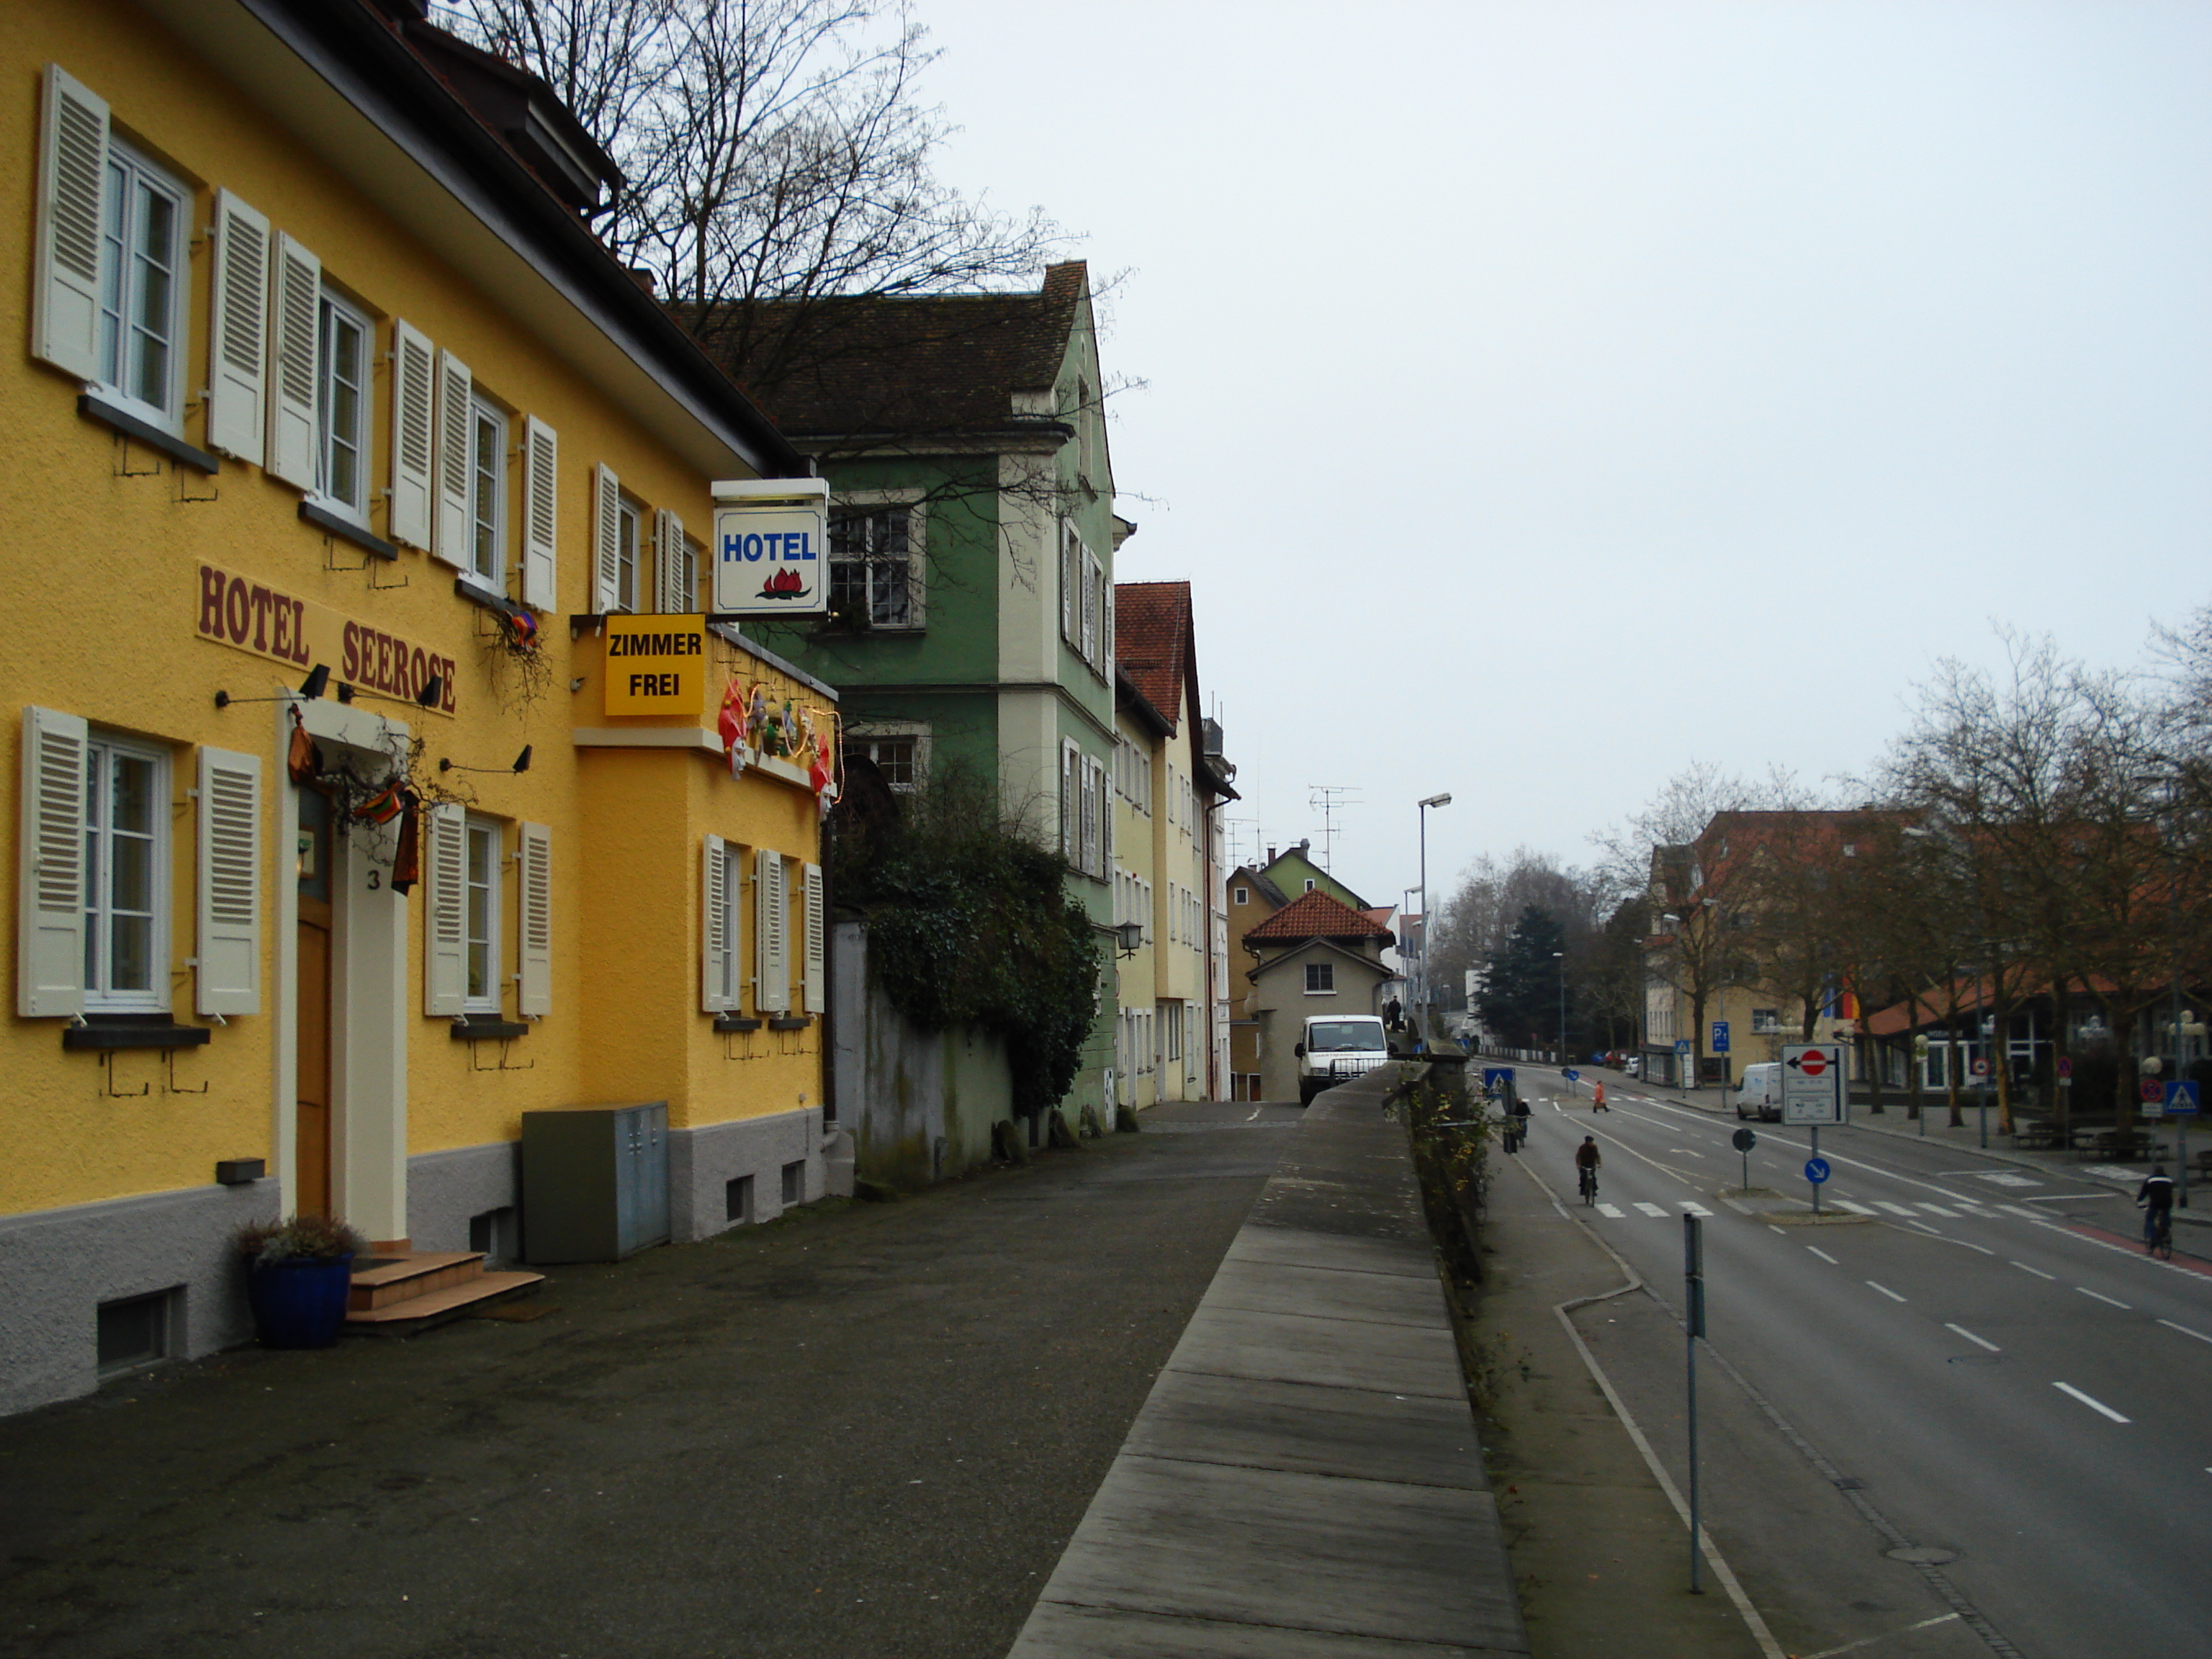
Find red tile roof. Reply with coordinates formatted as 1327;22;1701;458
1114;581;1191;730
1245;890;1394;944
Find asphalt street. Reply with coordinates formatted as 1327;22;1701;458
1513;1066;2212;1659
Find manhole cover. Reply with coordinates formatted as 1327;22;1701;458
1887;1546;1959;1565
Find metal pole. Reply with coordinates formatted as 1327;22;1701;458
1418;805;1428;1022
2170;787;2189;1208
1685;1214;1704;1595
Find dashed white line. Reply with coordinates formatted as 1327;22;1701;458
1867;1281;1907;1303
1807;1246;1839;1264
2158;1318;2212;1345
1944;1323;2000;1352
2000;1205;2042;1219
2077;1287;2133;1310
1917;1203;1959;1218
1634;1202;1668;1218
1832;1200;1876;1215
2054;1382;2130;1424
1874;1202;1919;1218
2013;1261;2058;1280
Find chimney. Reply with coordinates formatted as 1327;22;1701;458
1298;838;1310;857
1266;845;1277;865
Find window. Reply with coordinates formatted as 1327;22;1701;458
1061;742;1079;864
314;289;371;518
96;140;186;427
83;734;168;1011
1234;886;1249;905
464;817;502;1012
830;506;917;628
856;734;917;790
467;397;507;587
1305;962;1334;994
615;497;641;614
1304;879;1316;893
1751;1008;1781;1035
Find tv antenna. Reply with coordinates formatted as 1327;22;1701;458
1306;786;1360;872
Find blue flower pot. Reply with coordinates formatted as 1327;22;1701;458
246;1254;355;1349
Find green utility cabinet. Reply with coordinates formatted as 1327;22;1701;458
521;1102;670;1263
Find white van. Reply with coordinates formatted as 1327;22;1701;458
1735;1062;1782;1121
1295;1015;1390;1105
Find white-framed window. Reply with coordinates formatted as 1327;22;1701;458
1061;741;1079;865
854;734;919;790
615;496;641;614
1080;552;1102;665
830;503;922;629
83;734;168;1012
95;138;187;429
1234;886;1249;905
467;395;508;588
463;816;503;1013
1751;1008;1781;1034
1061;521;1082;646
313;288;372;520
1305;962;1334;994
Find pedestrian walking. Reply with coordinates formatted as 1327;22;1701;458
1592;1081;1609;1112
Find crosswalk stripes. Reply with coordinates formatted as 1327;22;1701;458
1917;1203;1959;1217
2000;1204;2041;1219
1681;1202;1714;1218
1832;1200;1876;1215
1596;1203;1625;1218
1874;1202;1920;1217
1633;1201;1668;1218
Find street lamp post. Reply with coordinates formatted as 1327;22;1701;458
1554;950;1566;1069
1417;793;1452;1026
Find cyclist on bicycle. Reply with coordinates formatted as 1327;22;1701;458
1575;1135;1601;1200
2139;1164;2175;1253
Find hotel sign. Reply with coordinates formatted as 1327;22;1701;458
195;563;455;715
710;477;830;617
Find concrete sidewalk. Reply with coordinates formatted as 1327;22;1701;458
1010;1073;1526;1657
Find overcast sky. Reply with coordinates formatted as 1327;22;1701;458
917;0;2212;915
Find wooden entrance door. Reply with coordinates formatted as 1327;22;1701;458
295;788;333;1218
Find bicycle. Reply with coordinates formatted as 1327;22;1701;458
1578;1165;1599;1206
2146;1205;2174;1260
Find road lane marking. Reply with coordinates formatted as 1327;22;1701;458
1807;1246;1839;1264
1681;1202;1714;1217
2012;1261;2057;1280
2077;1287;2133;1310
2000;1205;2042;1218
1799;1614;1963;1659
1916;1203;1959;1217
1952;1240;1997;1255
1596;1203;1625;1218
1832;1200;1876;1215
1867;1281;1907;1303
2158;1318;2212;1344
1634;1202;1668;1218
1944;1323;2000;1352
1769;1225;1786;1235
1669;1147;1707;1157
2053;1382;2130;1423
1874;1202;1920;1217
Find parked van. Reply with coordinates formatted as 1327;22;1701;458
1295;1015;1391;1105
1735;1062;1782;1121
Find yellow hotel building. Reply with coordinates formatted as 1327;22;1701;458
1;0;842;1416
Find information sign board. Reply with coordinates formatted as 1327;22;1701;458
1712;1021;1731;1054
1483;1068;1515;1090
1804;1156;1831;1184
2166;1079;2201;1118
1781;1043;1846;1126
710;478;831;616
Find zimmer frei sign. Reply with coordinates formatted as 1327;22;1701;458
711;477;831;617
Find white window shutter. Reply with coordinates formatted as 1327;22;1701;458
206;190;270;464
755;849;789;1013
388;320;435;548
521;415;559;610
802;863;824;1012
431;348;473;567
701;834;730;1012
266;232;321;490
195;747;261;1015
423;804;466;1016
656;509;689;613
517;822;551;1017
32;64;107;381
593;464;621;612
17;706;87;1017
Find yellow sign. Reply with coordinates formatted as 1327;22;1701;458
195;562;456;716
603;614;709;716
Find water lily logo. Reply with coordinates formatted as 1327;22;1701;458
758;569;808;601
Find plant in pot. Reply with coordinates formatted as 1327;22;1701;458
235;1214;369;1349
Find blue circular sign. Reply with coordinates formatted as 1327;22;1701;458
1804;1157;1831;1184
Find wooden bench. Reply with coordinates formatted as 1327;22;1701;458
2010;1123;2062;1151
2086;1130;2157;1162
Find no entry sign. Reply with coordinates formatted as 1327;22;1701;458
1782;1043;1846;1125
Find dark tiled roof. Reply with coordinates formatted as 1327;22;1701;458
675;264;1087;437
1114;581;1191;731
1231;866;1289;908
1246;890;1394;944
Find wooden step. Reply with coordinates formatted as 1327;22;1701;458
343;1270;545;1335
348;1251;484;1311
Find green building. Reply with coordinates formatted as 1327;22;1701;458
695;264;1125;1128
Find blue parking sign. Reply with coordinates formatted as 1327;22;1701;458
1712;1021;1731;1054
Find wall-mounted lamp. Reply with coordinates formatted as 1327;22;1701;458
439;745;531;776
1112;920;1144;958
338;673;444;711
214;663;331;710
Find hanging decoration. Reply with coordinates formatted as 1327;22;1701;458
716;678;751;780
714;678;841;809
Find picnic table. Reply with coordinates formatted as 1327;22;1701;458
2011;1121;2062;1151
